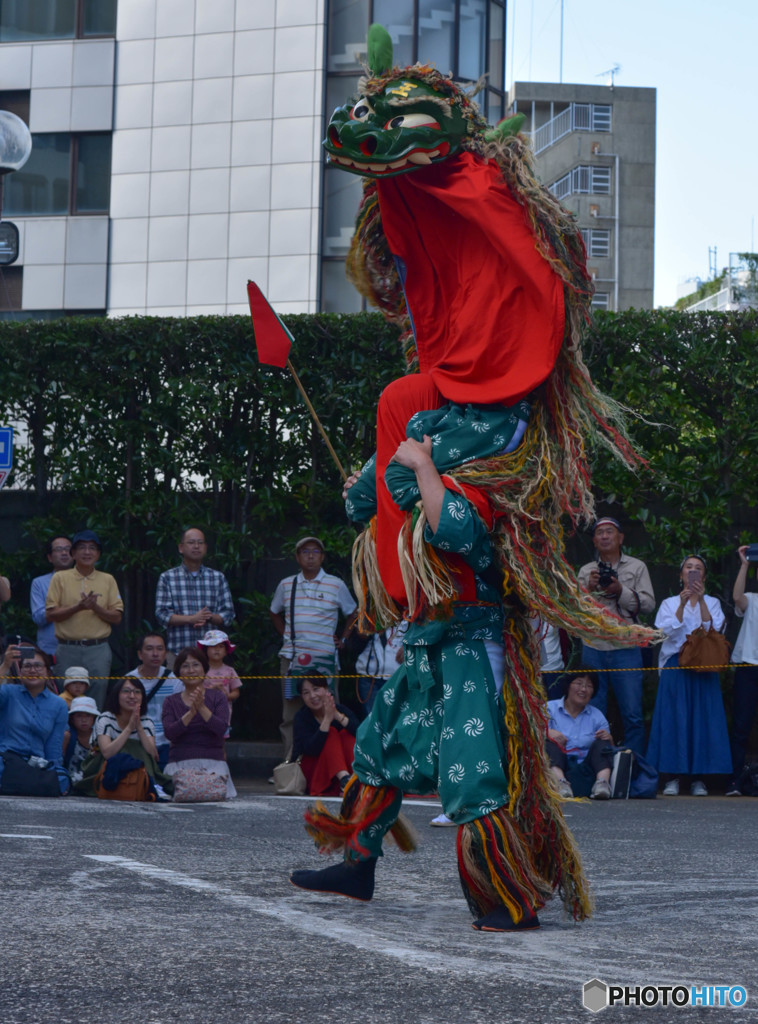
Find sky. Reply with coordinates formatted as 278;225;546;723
506;0;758;307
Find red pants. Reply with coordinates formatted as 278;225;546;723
301;728;356;796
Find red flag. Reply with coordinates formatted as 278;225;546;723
247;281;293;368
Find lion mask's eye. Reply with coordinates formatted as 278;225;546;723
384;113;441;130
350;98;374;122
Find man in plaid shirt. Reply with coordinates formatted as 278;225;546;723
155;527;234;653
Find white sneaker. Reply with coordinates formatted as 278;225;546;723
690;780;708;796
430;813;456;827
662;779;679;796
556;778;573;799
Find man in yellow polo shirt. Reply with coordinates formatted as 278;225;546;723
46;530;123;709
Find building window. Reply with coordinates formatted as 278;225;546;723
581;228;611;259
550;165;611;199
591;292;610;310
3;132;111;216
0;89;30;125
0;266;22;311
322;0;505;311
0;0;116;41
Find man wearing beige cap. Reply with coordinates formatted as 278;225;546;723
270;537;357;758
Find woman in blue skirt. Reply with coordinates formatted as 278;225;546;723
647;555;731;795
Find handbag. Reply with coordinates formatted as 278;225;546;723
606;746;658;799
95;758;150;802
678;625;731;672
273;758;306;796
172;766;227;802
1;751;63;797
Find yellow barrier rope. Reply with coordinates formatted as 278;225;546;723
47;664;751;681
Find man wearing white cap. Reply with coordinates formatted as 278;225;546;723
577;517;654;755
270;537;357;758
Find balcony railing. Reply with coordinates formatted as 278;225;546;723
531;103;611;155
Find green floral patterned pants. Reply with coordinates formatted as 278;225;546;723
352;634;509;830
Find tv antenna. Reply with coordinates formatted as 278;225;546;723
596;64;621;88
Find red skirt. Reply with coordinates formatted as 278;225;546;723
301;728;356;796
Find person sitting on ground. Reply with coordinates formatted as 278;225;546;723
161;646;236;799
292;671;358;796
0;643;69;793
125;632;181;769
60;666;90;708
197;629;241;735
74;678;173;800
63;695;98;782
546;670;614;800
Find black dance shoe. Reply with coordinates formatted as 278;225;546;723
472;907;541;932
290;857;377;902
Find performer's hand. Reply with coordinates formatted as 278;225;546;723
391;434;434;471
342;469;362;500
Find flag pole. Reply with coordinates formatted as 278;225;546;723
286;359;347;482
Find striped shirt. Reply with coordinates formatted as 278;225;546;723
270;569;356;667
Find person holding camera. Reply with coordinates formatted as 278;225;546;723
726;545;758;795
577;517;655;755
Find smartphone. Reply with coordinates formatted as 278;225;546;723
687;568;702;587
746;544;758;562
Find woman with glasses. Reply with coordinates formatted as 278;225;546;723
161;646;236;799
95;677;159;763
0;643;69;793
74;677;172;799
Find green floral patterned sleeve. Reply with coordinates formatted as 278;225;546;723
423;488;493;575
344;453;377;524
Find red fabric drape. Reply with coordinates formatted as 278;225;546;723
376;151;564;406
376;375;443;604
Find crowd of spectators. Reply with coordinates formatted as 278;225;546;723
0;519;757;802
0;526;239;802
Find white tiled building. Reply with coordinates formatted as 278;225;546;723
0;0;507;318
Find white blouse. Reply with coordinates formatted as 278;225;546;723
655;594;725;667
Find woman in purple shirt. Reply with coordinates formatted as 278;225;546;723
161;646;236;798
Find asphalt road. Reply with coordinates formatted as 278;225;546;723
0;788;756;1024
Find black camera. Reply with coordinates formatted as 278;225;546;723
596;561;618;588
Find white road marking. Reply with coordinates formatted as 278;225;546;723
83;855;745;987
85;854;557;980
0;833;53;839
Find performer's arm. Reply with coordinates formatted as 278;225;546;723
343;453;378;522
390;436;444;532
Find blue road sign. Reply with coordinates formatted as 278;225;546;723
0;427;13;471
